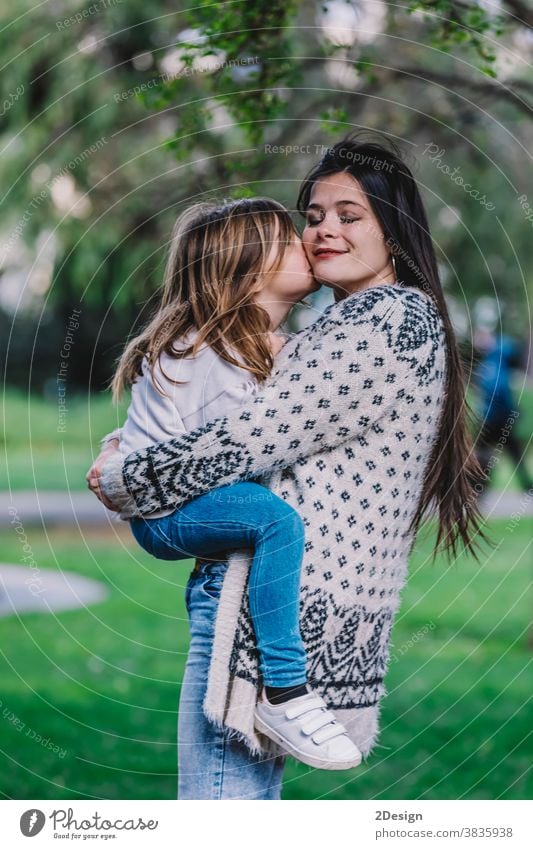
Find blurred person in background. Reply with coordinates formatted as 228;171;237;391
473;330;533;495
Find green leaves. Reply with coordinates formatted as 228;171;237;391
406;0;507;70
1;0;528;353
319;107;350;135
147;0;301;162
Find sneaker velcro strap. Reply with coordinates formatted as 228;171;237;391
312;722;349;745
300;712;337;736
284;696;326;720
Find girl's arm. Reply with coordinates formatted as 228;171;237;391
100;290;441;516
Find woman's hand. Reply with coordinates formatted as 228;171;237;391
86;439;121;511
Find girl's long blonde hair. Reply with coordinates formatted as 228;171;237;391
111;197;298;401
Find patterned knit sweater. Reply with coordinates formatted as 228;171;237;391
101;284;447;758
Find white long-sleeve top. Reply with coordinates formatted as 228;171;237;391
110;332;260;517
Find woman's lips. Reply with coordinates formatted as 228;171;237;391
313;249;347;260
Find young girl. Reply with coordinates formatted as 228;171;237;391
103;197;362;770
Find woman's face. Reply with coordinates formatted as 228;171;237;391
302;172;395;298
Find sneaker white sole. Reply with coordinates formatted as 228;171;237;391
254;713;362;770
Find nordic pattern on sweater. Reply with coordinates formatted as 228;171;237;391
101;284;447;746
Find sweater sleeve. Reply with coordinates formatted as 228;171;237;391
100;427;123;447
100;289;432;516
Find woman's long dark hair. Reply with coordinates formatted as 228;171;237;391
297;134;486;559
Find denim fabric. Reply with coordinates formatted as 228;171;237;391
178;560;286;799
130;482;307;687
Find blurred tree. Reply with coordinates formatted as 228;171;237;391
0;0;531;390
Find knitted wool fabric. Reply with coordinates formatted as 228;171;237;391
101;284;447;758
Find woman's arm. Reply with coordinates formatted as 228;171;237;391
100;289;438;516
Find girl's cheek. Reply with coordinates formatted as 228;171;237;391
302;237;314;258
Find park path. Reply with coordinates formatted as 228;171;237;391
0;490;116;617
0;488;530;617
1;488;532;528
0;564;108;617
0;490;118;526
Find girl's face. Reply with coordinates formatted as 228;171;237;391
302;173;395;298
261;233;319;302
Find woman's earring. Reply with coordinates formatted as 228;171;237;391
392;254;398;280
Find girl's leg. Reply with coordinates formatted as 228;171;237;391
178;561;285;800
135;482;308;688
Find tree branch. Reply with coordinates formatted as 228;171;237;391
395;65;533;117
502;0;533;29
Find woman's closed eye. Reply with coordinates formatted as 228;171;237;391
305;213;361;226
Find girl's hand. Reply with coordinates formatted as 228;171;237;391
86;439;121;511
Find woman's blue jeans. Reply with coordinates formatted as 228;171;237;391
177;560;286;799
130;482;307;687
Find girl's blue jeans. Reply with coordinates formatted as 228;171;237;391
178;560;285;799
129;481;307;688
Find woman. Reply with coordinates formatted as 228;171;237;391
88;135;484;799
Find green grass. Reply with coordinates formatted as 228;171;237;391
1;389;128;491
1;387;532;491
0;519;531;800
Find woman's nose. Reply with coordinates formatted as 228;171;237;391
315;213;339;240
